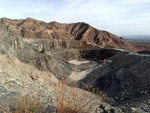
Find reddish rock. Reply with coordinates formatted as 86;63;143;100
1;17;136;51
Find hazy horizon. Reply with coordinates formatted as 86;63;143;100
121;35;150;39
0;0;150;36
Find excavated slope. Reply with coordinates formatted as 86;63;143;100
0;18;120;79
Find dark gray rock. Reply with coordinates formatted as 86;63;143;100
78;52;150;112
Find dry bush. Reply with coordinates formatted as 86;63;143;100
55;80;107;113
1;95;43;113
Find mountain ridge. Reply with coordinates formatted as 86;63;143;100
1;17;136;51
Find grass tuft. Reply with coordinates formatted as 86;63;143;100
1;95;43;113
55;80;107;113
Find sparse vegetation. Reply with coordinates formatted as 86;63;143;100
55;80;107;113
0;80;107;113
1;95;43;113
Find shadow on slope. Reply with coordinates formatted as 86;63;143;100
78;52;150;111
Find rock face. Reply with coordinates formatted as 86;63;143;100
1;17;136;51
0;18;99;78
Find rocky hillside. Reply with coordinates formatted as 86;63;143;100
0;17;150;113
1;18;136;51
0;18;126;113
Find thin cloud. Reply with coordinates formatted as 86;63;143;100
123;0;150;4
0;0;150;35
26;6;51;14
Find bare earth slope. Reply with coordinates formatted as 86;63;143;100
77;52;150;112
0;54;58;112
0;54;125;113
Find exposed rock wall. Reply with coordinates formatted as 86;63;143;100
0;18;110;79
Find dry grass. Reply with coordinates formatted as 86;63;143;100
0;81;107;113
55;80;107;113
1;95;43;113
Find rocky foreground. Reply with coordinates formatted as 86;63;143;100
0;18;150;113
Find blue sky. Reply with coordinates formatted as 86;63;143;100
0;0;150;35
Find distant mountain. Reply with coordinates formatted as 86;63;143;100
121;35;150;41
122;35;150;52
1;18;136;51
